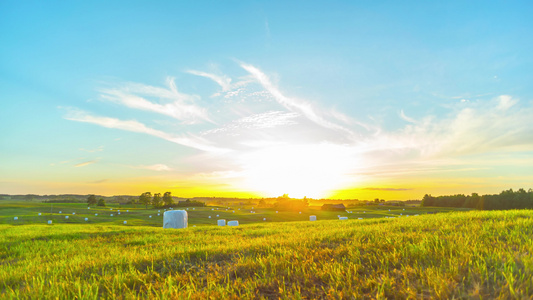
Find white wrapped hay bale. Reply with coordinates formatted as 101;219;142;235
163;210;188;229
227;220;239;226
72;212;75;215
339;217;348;220
38;213;41;216
59;211;62;214
65;216;69;219
48;220;52;224
263;218;266;221
14;217;18;220
309;215;317;221
85;218;88;221
217;219;226;226
149;215;152;218
110;214;114;217
123;221;127;224
88;207;90;209
95;213;98;216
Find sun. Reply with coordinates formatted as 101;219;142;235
240;144;358;199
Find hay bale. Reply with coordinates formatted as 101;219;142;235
208;216;211;219
123;221;127;224
110;214;114;217
14;217;18;220
358;217;363;220
65;216;69;219
59;211;62;214
149;215;152;218
126;210;129;212
38;213;41;216
217;219;226;226
263;218;266;221
47;220;52;224
72;212;75;215
85;218;88;221
339;217;348;220
227;220;239;226
163;210;188;229
309;215;317;221
88;207;90;209
216;214;219;217
95;213;98;216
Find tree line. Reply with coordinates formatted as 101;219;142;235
421;188;533;210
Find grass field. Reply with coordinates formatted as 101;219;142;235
0;201;464;226
1;203;532;299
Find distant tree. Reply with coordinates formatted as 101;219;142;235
97;198;106;207
87;194;97;206
139;192;152;209
152;193;162;208
374;198;380;203
162;192;174;207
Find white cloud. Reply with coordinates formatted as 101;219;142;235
186;70;233;92
399;109;417;124
203;111;299;136
240;63;356;136
100;77;211;124
63;108;225;153
496;95;517;111
134;164;173;171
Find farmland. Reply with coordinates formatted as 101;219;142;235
1;202;532;298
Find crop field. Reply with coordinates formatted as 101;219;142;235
1;203;532;299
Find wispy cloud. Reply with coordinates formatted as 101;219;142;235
79;146;104;153
203;111;299;136
89;179;108;184
100;77;211;124
240;63;356;136
75;160;97;168
133;164;173;171
399;109;417;124
186;70;233;92
63;108;225;153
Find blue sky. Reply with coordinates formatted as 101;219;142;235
1;1;533;199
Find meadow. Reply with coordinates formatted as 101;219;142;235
1;202;532;299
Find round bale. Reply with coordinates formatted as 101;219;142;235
163;210;188;229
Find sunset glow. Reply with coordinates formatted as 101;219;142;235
1;2;532;199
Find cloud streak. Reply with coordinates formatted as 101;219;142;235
63;108;225;153
240;63;356;136
100;77;211;124
75;160;97;168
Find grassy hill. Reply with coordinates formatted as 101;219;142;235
1;207;532;299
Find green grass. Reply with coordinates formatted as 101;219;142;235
1;206;532;299
0;201;464;226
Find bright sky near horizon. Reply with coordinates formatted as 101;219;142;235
1;1;533;200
